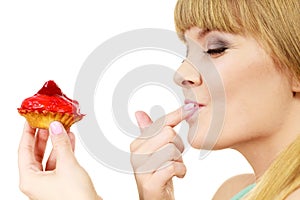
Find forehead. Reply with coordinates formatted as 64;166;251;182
183;27;210;41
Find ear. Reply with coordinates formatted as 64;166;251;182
292;77;300;95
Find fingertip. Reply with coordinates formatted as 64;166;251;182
135;110;146;120
20;121;36;148
182;103;199;120
23;121;36;134
176;163;187;178
135;111;153;129
49;121;65;135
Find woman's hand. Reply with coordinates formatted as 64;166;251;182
130;106;193;200
18;121;102;200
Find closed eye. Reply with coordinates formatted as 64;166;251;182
205;47;227;58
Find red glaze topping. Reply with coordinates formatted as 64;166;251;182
18;80;83;116
37;80;64;96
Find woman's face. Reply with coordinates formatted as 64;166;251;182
174;27;293;150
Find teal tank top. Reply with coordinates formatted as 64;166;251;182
230;184;255;200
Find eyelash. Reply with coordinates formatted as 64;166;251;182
205;47;228;57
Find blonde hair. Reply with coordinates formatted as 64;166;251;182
174;0;300;199
174;0;300;79
244;135;300;199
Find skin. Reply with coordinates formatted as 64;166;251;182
18;121;102;200
131;107;192;200
131;27;300;199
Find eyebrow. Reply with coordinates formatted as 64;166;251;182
184;29;211;57
183;29;211;41
198;29;210;39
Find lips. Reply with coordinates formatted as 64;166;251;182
184;99;206;121
184;99;206;107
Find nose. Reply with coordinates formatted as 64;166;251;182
174;60;202;88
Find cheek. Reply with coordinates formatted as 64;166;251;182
215;57;291;145
189;56;291;149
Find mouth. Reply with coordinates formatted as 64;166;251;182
184;99;206;107
184;99;206;121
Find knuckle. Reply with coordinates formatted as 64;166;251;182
130;143;135;152
130;141;138;152
172;135;184;153
163;126;176;139
53;136;70;149
166;162;176;176
130;153;138;165
165;142;176;153
167;143;181;159
19;180;32;196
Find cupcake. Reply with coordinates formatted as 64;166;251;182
18;80;85;129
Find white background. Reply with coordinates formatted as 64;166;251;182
0;0;252;199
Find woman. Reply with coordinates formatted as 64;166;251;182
18;0;300;199
131;0;300;199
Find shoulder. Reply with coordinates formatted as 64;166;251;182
285;188;300;200
212;173;256;200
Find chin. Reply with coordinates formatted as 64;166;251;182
187;127;233;150
188;139;224;150
187;132;217;150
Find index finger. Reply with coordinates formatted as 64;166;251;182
18;122;37;174
156;103;196;128
141;103;196;138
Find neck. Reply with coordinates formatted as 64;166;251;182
233;112;300;181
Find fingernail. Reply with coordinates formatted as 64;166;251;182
183;103;195;111
50;121;63;135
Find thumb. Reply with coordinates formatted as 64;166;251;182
135;111;153;130
49;121;77;167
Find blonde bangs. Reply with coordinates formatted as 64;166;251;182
174;0;300;79
174;0;245;40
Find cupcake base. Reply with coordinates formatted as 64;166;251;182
18;109;83;129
